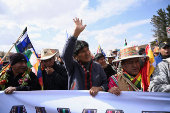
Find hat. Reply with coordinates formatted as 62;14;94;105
106;50;115;58
38;49;57;60
159;42;170;49
112;46;147;62
153;46;159;53
9;53;27;66
112;49;118;52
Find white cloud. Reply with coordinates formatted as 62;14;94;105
133;33;143;39
0;0;151;54
29;33;41;39
92;19;150;45
129;40;139;46
77;0;142;24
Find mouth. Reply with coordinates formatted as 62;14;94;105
20;68;26;71
132;68;139;72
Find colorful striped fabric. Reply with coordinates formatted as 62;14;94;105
108;75;118;89
123;71;141;90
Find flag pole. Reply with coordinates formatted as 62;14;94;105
0;27;27;64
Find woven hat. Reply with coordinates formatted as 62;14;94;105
38;49;57;60
153;46;159;53
106;50;115;58
112;46;147;62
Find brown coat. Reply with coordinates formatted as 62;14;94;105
117;71;138;91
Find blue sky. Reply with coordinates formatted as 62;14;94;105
0;0;169;55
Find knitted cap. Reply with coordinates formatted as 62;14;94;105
9;53;27;66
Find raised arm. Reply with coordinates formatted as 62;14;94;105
61;18;86;75
73;17;87;37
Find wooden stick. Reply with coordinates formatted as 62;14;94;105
0;27;27;64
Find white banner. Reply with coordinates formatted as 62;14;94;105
0;90;170;113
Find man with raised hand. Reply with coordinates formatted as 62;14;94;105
61;17;108;97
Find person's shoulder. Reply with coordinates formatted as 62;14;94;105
154;55;159;60
93;61;102;68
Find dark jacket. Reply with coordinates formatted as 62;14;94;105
42;62;68;90
0;68;41;91
104;64;116;79
61;36;108;91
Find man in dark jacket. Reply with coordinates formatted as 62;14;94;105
61;17;108;97
94;53;116;79
0;53;41;94
39;49;68;90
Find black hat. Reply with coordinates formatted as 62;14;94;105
9;53;27;66
159;42;170;49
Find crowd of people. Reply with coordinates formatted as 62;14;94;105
0;17;170;97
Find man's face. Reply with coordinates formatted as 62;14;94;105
11;61;27;74
160;45;170;58
108;57;114;64
76;46;91;63
42;57;55;68
96;57;106;66
122;58;141;76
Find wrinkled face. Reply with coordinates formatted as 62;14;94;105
160;46;170;58
122;58;141;76
108;57;114;64
11;61;27;74
76;46;91;63
42;57;55;68
96;57;106;66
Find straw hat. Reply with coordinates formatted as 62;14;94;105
106;50;115;58
38;49;57;60
153;47;159;53
112;46;147;62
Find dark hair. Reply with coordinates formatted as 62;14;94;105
139;48;145;55
94;53;105;61
74;40;89;55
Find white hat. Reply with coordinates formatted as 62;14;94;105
38;49;57;60
106;50;116;58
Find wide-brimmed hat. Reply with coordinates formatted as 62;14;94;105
106;50;116;58
38;49;57;60
112;46;147;62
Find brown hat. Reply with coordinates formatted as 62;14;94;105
38;49;57;60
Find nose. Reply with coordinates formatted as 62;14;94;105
46;60;51;66
133;62;137;67
22;62;27;67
